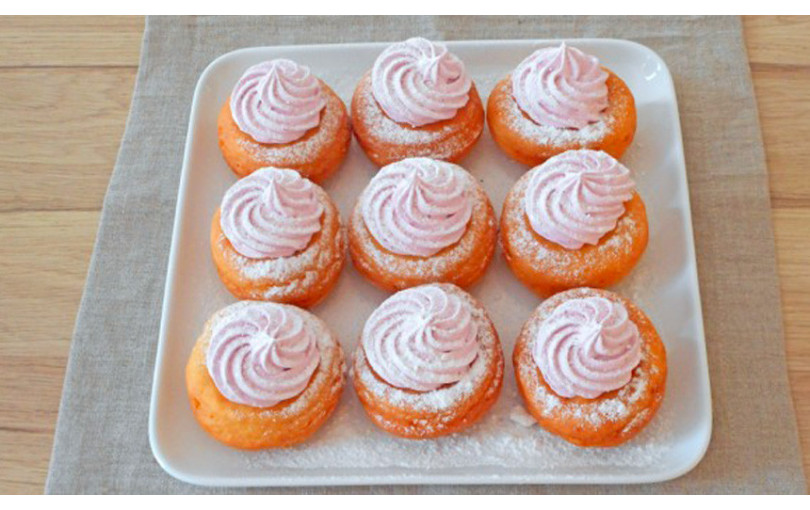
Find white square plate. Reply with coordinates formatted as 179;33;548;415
149;39;712;487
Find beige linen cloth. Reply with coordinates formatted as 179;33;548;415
46;16;806;493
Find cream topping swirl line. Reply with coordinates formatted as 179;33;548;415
206;302;321;408
361;158;473;257
220;167;324;259
371;37;472;127
362;285;479;392
523;150;634;250
533;296;642;399
511;43;609;129
230;59;326;144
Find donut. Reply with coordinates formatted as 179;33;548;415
349;157;496;291
487;43;636;166
500;150;648;297
186;301;345;449
513;287;667;447
211;167;346;307
353;283;503;439
351;37;484;166
218;59;351;183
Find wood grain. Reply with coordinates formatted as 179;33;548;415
0;68;138;212
751;69;810;208
0;211;101;493
0;16;143;67
0;15;807;494
0;16;142;494
746;17;810;480
744;16;810;68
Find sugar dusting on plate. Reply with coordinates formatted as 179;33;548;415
240;268;672;473
242;383;673;472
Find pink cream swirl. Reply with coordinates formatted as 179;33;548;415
362;285;479;392
206;302;320;408
220;167;324;259
371;37;472;127
523;150;634;250
512;43;609;129
533;296;642;399
230;59;326;144
361;157;473;257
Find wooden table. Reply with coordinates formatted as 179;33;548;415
0;16;807;494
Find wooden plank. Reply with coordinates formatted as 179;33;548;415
743;17;810;487
744;16;810;68
0;210;100;494
749;68;810;208
0;429;60;494
0;16;144;68
0;67;137;213
773;208;810;473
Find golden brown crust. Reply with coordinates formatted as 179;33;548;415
487;70;636;166
513;287;667;447
348;174;497;292
185;303;345;449
500;172;648;298
210;187;346;307
352;284;504;439
351;71;485;167
218;80;351;183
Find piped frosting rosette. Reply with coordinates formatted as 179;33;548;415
206;302;321;408
362;284;480;392
371;37;472;127
533;295;642;399
523;150;634;250
230;59;326;144
511;43;609;129
361;157;473;257
220;167;324;259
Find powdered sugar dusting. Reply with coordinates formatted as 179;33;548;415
241;383;673;472
240;281;672;473
509;405;536;427
522;358;650;428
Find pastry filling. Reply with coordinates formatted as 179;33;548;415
206;302;321;408
220;167;324;259
362;285;479;392
533;296;641;399
362;157;473;257
230;59;326;144
511;43;609;130
523;149;634;250
371;37;471;127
